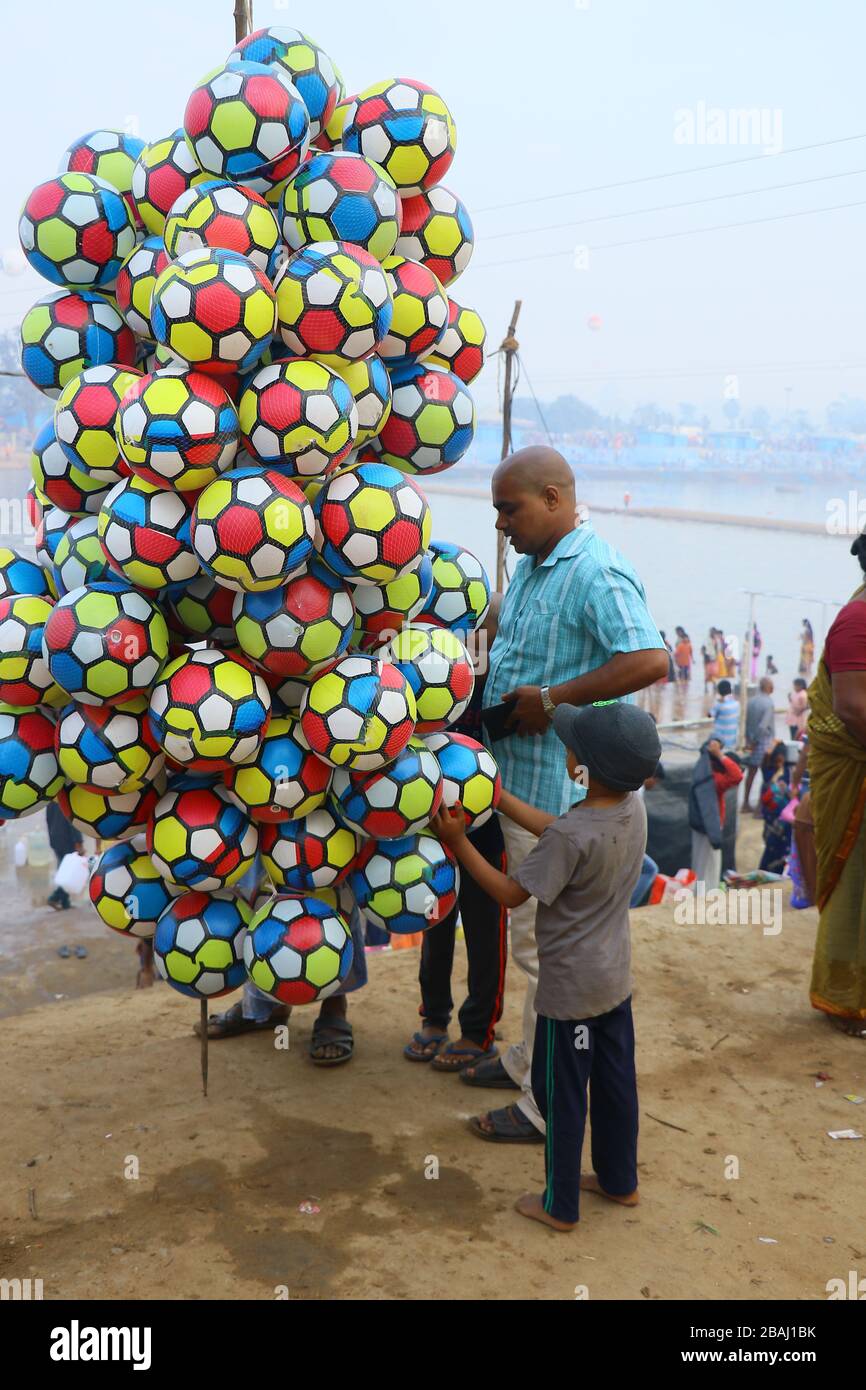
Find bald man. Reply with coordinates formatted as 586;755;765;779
463;447;668;1143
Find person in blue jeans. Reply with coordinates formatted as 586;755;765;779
434;700;661;1231
195;861;367;1065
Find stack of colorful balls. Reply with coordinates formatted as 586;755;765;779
8;24;497;1009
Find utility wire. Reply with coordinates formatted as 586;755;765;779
516;354;554;445
475;133;866;214
473;198;866;270
482;167;865;242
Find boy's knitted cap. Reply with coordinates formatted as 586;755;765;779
552;701;662;793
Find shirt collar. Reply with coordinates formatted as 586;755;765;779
535;523;592;568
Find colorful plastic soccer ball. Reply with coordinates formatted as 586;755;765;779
351;829;459;933
148;648;271;772
416;540;491;634
98;476;199;590
424;731;501;829
343;80;457;197
244;894;353;1005
58;779;161;840
331;736;443;839
32;419;111;517
314;93;355;153
225;713;332;823
131;131;211;235
58;128;146;225
233;562;355;679
0;708;64;818
334;356;391;446
89;836;180;937
425;297;487;384
191;467;314;592
114;236;171;340
379;255;448;366
151;247;277;378
300;654;417;771
154;890;251;997
52;516;113;595
35;508;74;573
43;582;169;706
20;290;136;398
351;551;434;650
55;365;140;483
387;624;474;734
184;61;310;193
116;369;240;493
280;151;401;263
230;27;343;143
377;364;475;475
31;416;110;517
163;573;237;646
0;543;56;601
259;805;358;891
274;657;339;715
313;460;431;586
395;187;474;286
0;594;59;708
238;359;358;474
164;179;283;278
19;173;136;289
148;782;258;890
274;240;392;364
55;695;163;793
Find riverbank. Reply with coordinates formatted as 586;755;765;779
422;479;829;537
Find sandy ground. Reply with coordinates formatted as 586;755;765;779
1;816;865;1302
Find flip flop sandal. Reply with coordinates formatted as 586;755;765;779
431;1042;499;1074
459;1055;520;1089
403;1029;448;1062
310;1015;354;1067
74;946;88;959
468;1105;545;1144
193;1000;290;1040
56;945;71;958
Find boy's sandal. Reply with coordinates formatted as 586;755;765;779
56;944;71;957
309;1015;354;1066
431;1042;498;1073
403;1029;448;1062
468;1105;545;1144
459;1055;520;1089
193;1000;289;1039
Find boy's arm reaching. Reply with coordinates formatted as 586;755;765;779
497;787;557;839
431;806;530;909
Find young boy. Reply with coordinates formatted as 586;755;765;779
433;700;661;1233
710;678;740;750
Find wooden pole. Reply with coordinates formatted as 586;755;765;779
496;300;522;592
200;1000;209;1098
233;0;252;43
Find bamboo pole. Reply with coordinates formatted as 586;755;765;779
496;300;522;592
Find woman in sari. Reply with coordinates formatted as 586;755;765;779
758;741;791;874
808;538;866;1036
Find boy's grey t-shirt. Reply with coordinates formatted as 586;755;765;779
512;795;647;1021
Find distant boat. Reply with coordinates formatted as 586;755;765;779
774;484;803;493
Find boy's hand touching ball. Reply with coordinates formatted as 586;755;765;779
431;803;468;845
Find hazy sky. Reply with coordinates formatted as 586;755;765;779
2;0;864;423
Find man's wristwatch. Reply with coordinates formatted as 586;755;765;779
540;685;556;719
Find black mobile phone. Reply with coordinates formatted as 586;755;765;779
480;699;517;743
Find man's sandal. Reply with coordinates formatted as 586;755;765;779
459;1055;520;1089
309;1015;354;1066
431;1042;498;1074
468;1104;544;1144
193;1000;289;1039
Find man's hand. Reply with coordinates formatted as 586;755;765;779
503;685;549;736
431;803;468;846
